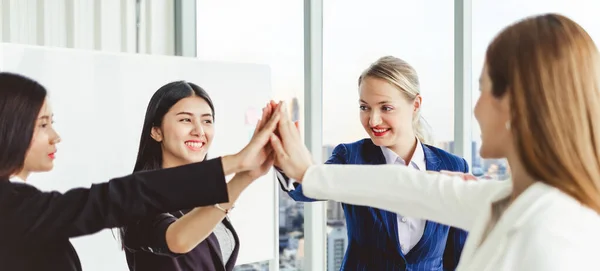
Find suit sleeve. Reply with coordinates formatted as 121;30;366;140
1;157;228;242
275;144;348;202
443;158;470;270
123;213;182;257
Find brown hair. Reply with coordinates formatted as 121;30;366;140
486;14;600;213
359;56;433;144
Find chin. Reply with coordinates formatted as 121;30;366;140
369;137;389;147
479;145;504;159
38;165;54;172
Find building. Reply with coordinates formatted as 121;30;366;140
327;221;348;271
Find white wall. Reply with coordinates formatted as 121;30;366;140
1;43;276;270
0;0;174;55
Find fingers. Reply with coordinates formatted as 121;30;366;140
262;152;275;169
277;102;297;145
258;106;268;129
252;105;281;145
252;114;262;138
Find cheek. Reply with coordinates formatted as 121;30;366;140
385;110;411;128
204;128;215;143
474;98;483;121
359;112;369;126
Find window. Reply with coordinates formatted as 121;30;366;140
196;1;304;269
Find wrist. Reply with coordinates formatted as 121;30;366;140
296;164;312;182
215;203;235;214
222;154;243;175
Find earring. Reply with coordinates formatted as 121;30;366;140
505;121;511;130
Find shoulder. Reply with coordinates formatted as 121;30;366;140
512;195;600;269
332;138;373;152
423;144;468;170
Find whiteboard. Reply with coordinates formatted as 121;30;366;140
0;43;276;270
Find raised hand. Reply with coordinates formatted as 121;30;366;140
243;104;277;179
269;102;314;181
233;102;281;173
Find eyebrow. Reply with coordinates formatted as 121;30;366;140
359;99;391;105
38;115;53;120
176;112;213;117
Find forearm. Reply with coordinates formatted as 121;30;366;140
165;173;253;253
221;155;242;176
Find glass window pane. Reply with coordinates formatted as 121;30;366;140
196;1;304;269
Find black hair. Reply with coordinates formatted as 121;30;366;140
0;72;47;180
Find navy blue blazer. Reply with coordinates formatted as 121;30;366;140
278;139;469;271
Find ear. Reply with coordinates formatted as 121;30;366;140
499;92;511;122
413;94;422;112
150;127;163;142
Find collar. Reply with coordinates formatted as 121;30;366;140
380;138;426;170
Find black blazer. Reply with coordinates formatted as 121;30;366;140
124;211;240;271
0;158;229;271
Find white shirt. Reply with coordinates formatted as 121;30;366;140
380;142;426;255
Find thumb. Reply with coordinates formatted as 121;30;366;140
270;134;288;161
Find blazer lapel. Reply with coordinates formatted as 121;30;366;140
422;144;442;172
361;140;404;256
407;144;442;255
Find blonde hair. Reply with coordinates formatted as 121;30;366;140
358;56;433;144
486;14;600;213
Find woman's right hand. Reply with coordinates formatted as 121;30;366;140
269;102;314;181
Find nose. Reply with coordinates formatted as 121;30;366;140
192;122;205;136
50;129;61;144
369;111;382;127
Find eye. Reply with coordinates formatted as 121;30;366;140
203;119;213;124
180;118;192;122
359;105;369;111
40;121;53;128
382;106;394;111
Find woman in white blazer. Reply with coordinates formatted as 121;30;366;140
269;13;600;270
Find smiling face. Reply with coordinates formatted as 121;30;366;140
359;76;421;150
151;96;214;168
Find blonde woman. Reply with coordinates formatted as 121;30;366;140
275;56;469;270
271;14;600;270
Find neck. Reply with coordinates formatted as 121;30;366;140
388;136;418;165
506;153;537;202
161;159;182;170
14;170;30;182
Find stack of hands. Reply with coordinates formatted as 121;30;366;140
232;100;313;182
233;100;477;183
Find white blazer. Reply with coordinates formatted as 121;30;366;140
301;164;600;270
